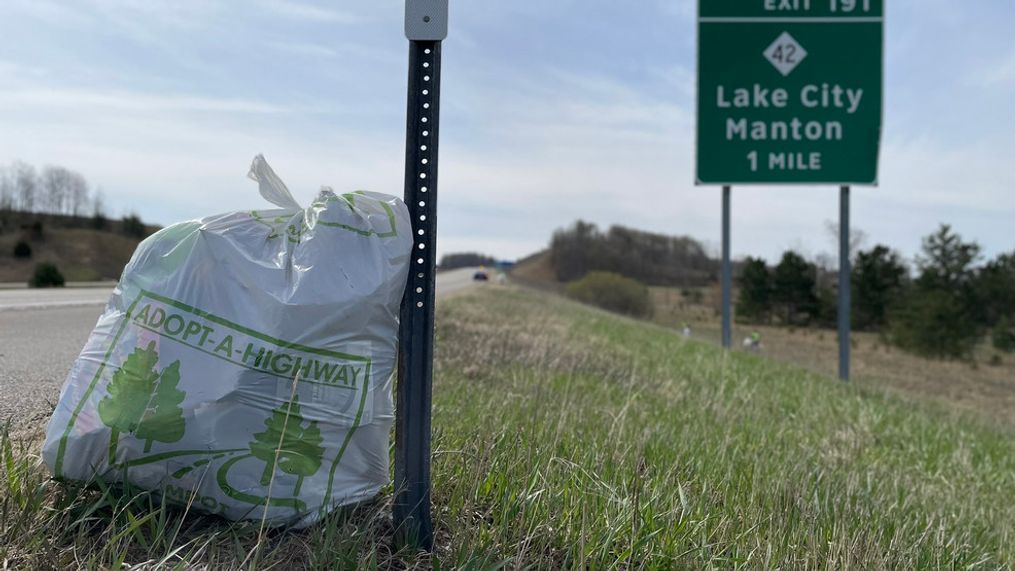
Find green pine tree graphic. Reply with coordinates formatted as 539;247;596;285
97;341;186;462
249;396;324;496
135;360;186;452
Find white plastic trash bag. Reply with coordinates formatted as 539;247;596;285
42;155;412;527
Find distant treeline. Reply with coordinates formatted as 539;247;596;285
0;161;101;217
546;219;1012;360
440;252;498;270
550;221;716;287
0;160;147;237
737;224;1015;359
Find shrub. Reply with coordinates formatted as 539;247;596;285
566;272;653;318
890;289;980;359
992;317;1015;353
681;288;704;304
30;262;65;288
13;240;32;259
122;214;146;238
92;211;109;230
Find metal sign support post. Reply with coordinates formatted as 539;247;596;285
838;186;851;382
721;186;732;349
395;0;448;551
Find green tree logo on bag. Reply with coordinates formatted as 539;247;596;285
249;396;324;495
98;341;187;460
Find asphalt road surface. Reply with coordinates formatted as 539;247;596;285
0;267;484;433
0;285;115;311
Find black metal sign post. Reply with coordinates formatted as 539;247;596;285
721;186;732;350
839;186;851;382
394;0;447;551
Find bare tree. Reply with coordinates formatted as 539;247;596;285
0;166;13;211
824;219;867;264
92;187;106;217
4;160;95;216
12;161;38;213
67;170;89;217
813;251;838;290
41;166;71;214
35;165;91;217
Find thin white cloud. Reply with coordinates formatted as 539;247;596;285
268;41;339;59
0;88;291;114
85;0;224;29
267;40;403;65
256;0;358;23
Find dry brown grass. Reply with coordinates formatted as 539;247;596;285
507;250;561;292
0;228;143;282
650;286;1015;426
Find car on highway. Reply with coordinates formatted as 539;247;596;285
472;270;489;281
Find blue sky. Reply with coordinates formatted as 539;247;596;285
1;0;1013;264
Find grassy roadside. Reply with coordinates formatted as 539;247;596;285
648;286;1015;426
3;285;1013;568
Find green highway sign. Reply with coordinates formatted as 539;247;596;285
696;0;884;185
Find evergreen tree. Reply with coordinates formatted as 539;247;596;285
134;360;186;452
249;396;325;495
735;257;772;323
891;225;983;358
771;251;818;326
852;245;909;331
977;252;1015;328
891;290;979;358
914;224;980;291
12;240;31;259
992;316;1015;353
121;213;146;238
814;282;839;329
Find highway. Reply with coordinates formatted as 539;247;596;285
0;285;116;311
0;267;482;434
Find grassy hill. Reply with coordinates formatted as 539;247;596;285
515;252;1015;427
2;285;1011;568
510;250;563;292
646;284;1015;426
0;211;157;283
